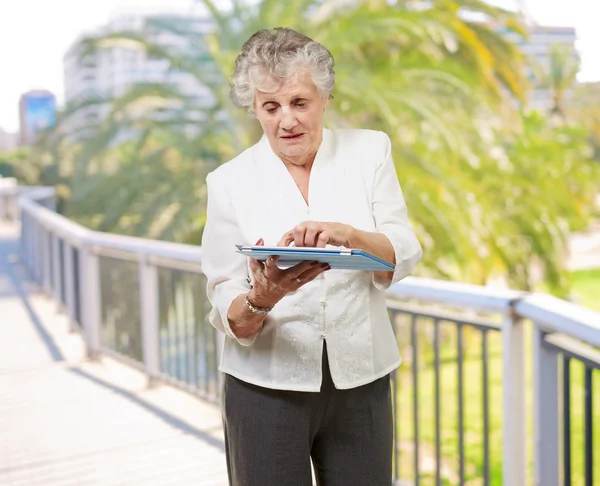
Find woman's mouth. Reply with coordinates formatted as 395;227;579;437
281;133;305;141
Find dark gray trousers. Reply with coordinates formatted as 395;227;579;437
222;345;393;486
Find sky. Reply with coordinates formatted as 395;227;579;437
0;0;599;133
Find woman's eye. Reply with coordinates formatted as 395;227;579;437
296;103;306;108
267;107;277;114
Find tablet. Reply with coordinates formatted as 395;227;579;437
235;245;395;271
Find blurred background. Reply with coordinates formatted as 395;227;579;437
1;0;599;301
1;1;599;485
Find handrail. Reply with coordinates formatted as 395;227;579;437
4;183;599;348
17;188;202;262
516;293;600;348
387;276;524;313
19;190;91;245
544;333;600;369
3;183;600;486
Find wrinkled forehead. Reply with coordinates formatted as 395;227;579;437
253;70;305;93
253;72;317;102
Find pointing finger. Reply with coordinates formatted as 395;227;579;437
316;232;329;248
277;232;294;247
293;226;307;247
304;223;320;247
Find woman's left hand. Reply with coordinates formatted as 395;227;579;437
278;221;354;248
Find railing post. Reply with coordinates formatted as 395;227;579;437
0;193;5;221
19;211;26;264
31;219;39;281
80;245;101;357
9;191;19;221
533;324;559;486
63;241;78;332
30;218;40;284
139;255;161;380
0;178;17;220
37;226;44;286
37;222;44;284
502;312;527;486
23;213;29;271
51;233;62;311
27;215;34;274
216;331;225;393
39;226;46;286
42;227;52;296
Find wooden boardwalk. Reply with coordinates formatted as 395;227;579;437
0;223;229;486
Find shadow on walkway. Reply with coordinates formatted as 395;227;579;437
0;233;64;362
0;225;226;460
68;367;225;452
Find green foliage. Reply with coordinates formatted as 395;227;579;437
0;161;15;178
570;269;600;311
567;81;600;161
0;147;60;186
473;113;599;295
27;0;600;296
532;43;581;119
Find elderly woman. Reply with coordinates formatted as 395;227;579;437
201;28;422;486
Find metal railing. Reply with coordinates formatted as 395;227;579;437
543;334;599;486
2;183;599;486
386;302;502;485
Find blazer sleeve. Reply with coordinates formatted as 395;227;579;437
201;172;259;346
371;132;423;290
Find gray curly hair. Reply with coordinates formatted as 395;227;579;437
230;28;335;113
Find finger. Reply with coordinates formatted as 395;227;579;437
249;238;265;274
304;223;320;248
263;255;280;273
277;231;294;247
296;263;330;284
249;256;263;275
316;231;329;248
284;260;322;279
293;225;307;247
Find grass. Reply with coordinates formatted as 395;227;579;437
571;269;600;312
391;288;600;486
393;319;507;486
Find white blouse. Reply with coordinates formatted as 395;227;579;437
201;128;422;392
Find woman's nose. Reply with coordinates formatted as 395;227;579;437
279;108;297;130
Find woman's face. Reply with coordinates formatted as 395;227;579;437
253;74;328;166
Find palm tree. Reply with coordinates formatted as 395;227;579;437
534;43;581;119
566;81;600;161
60;0;528;227
36;0;599;295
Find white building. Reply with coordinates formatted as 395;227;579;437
503;24;579;111
0;129;18;152
63;14;213;139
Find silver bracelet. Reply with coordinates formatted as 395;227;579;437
244;294;273;315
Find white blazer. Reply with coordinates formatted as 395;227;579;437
201;128;422;391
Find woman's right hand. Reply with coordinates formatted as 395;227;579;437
247;238;330;308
